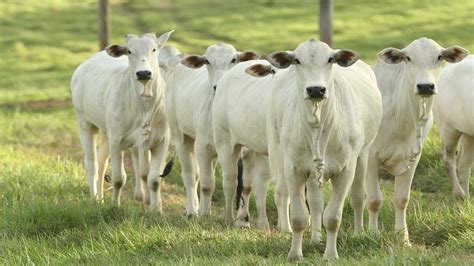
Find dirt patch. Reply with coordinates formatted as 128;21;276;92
0;99;72;110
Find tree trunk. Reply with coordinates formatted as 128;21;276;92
319;0;333;47
98;0;110;50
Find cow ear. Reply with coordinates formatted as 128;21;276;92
160;54;185;71
106;44;127;57
440;46;469;63
378;48;408;64
236;51;260;63
181;55;208;69
157;30;174;48
245;64;275;77
332;49;360;67
267;51;295;69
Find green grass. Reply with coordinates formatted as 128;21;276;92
1;0;473;264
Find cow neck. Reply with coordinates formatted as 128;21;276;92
127;71;165;142
400;72;434;165
297;79;337;186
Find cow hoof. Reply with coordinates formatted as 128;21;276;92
234;219;250;229
453;191;467;199
311;232;321;244
287;250;303;262
256;220;270;231
323;250;339;261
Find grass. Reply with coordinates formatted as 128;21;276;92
0;0;473;264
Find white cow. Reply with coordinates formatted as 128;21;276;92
367;38;468;245
212;59;291;231
242;39;383;261
71;31;174;211
165;43;259;216
434;55;473;198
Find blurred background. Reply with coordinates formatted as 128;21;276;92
1;0;473;105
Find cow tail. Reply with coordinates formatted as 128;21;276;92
235;158;244;210
160;151;177;177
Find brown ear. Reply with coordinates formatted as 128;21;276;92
440;46;469;63
245;64;275;77
332;49;360;67
267;51;295;69
236;51;260;63
181;55;208;69
378;48;407;64
106;44;127;57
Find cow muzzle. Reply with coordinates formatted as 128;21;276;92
306;86;328;101
136;70;152;82
416;83;436;97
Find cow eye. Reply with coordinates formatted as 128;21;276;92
153;48;156;52
327;57;334;64
406;56;411;62
127;50;132;55
437;55;442;61
231;58;236;63
295;59;301;65
204;59;210;65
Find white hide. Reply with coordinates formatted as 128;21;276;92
367;38;469;245
246;40;382;261
165;43;260;216
71;31;173;211
434;55;474;198
212;59;290;230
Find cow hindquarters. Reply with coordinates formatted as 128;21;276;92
323;157;357;260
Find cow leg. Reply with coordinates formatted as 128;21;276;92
217;143;241;225
350;149;369;234
439;126;464;198
307;178;323;243
96;132;109;201
253;155;271;230
135;148;150;205
78;121;99;200
323;157;357;260
147;136;170;212
234;151;255;228
286;160;308;262
366;155;383;231
131;148;142;202
196;143;217;216
457;135;473;198
109;140;126;206
393;158;418;246
177;135;199;216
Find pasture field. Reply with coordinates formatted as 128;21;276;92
1;0;473;264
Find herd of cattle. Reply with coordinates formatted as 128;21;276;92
70;30;472;261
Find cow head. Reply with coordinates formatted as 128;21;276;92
106;30;174;97
181;43;260;91
378;38;468;97
246;39;359;102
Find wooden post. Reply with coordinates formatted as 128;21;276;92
98;0;110;50
319;0;333;47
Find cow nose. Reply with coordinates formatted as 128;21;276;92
417;83;436;96
136;70;152;81
306;86;326;99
